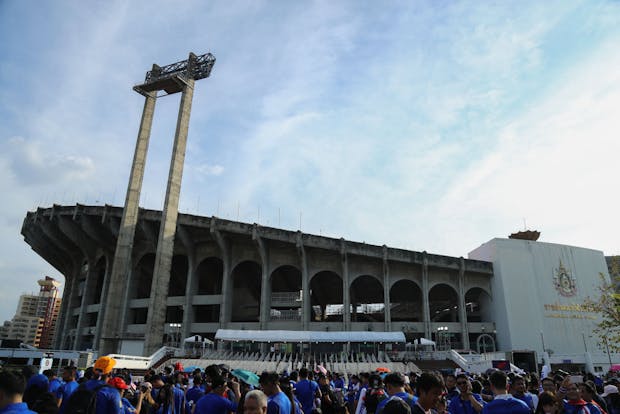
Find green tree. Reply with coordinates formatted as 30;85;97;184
584;256;620;353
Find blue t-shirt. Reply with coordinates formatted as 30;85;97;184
121;397;137;414
57;380;79;414
563;401;603;414
172;386;184;414
0;402;38;414
268;391;292;414
513;393;535;411
186;386;205;413
377;392;418;414
448;394;484;414
49;378;63;394
481;396;530;414
195;392;238;414
83;379;123;414
296;379;319;414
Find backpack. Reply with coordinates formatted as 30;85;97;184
364;388;387;414
63;383;108;414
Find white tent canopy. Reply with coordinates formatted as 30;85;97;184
215;329;406;343
184;335;214;345
415;338;436;346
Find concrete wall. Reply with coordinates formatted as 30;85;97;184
469;238;609;356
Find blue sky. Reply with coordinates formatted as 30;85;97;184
1;0;619;323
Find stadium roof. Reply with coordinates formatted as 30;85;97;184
214;329;406;343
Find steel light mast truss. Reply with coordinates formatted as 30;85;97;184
134;52;216;96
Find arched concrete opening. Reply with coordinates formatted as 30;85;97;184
390;280;422;322
196;257;223;294
310;271;343;322
168;255;188;297
350;275;384;322
465;287;492;322
132;253;155;299
476;333;496;353
429;284;459;322
270;265;302;321
231;261;262;322
88;256;106;305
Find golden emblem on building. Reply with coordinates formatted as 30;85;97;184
553;260;576;297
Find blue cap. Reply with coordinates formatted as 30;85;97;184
27;374;49;390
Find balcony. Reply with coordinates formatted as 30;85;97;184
271;291;302;307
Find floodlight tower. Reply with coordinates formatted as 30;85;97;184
99;52;216;356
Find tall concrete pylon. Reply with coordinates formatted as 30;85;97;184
98;52;215;356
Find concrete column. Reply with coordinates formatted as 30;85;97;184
182;255;196;341
211;220;231;325
74;257;97;349
422;252;431;339
458;257;469;350
297;232;311;330
144;78;195;356
341;239;350;330
177;226;195;341
100;91;157;355
94;254;113;349
56;268;79;349
382;246;391;331
254;226;270;329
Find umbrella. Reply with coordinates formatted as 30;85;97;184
232;369;260;387
183;366;202;373
316;365;327;375
376;367;390;373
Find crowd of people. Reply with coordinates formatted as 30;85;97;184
1;355;619;414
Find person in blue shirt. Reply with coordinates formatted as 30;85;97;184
83;356;122;414
44;370;63;396
108;377;143;414
333;374;345;392
0;370;37;414
56;366;79;414
259;372;292;414
296;368;321;414
481;371;530;414
186;375;206;413
509;376;535;412
560;379;603;414
195;375;240;414
448;374;484;414
169;377;184;414
376;373;417;414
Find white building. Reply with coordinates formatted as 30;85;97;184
469;236;618;372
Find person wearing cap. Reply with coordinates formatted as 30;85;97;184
259;372;291;414
137;382;156;414
57;366;79;414
82;355;122;414
376;373;417;414
109;377;144;414
195;375;240;414
602;384;620;414
0;370;37;414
